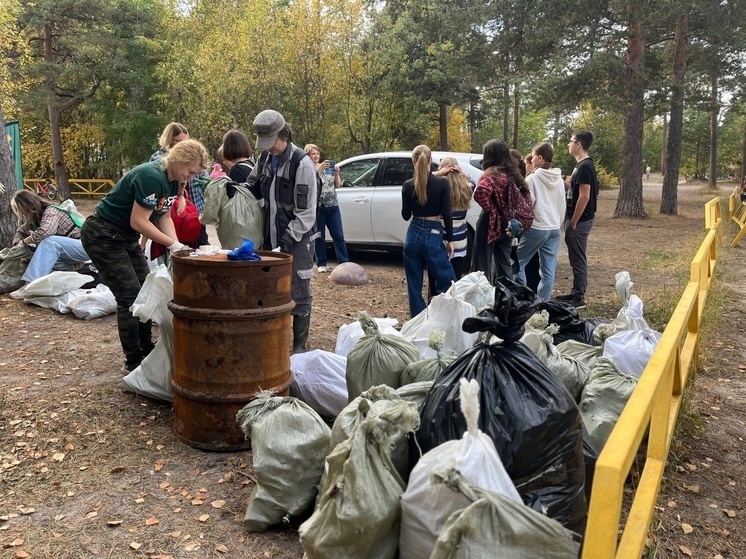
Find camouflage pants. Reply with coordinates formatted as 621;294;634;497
81;215;154;368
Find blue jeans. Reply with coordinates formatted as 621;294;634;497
403;218;456;317
515;228;561;300
22;236;89;282
315;205;349;266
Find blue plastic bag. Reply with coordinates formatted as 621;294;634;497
227;239;261;261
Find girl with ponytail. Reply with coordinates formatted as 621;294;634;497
400;145;456;317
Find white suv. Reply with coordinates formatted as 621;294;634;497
335;151;484;250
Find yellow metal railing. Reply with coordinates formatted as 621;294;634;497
582;206;721;559
23;178;115;197
728;185;740;219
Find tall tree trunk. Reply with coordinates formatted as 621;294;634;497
439;102;449;151
708;73;719;189
469;99;477;152
660;112;667;176
502;82;510;142
661;9;688;215
512;83;519;149
614;8;646;218
0;103;17;246
44;23;70;200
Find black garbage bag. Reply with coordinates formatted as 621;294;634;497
415;278;588;535
539;300;609;346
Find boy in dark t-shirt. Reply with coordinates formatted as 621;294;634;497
556;130;598;309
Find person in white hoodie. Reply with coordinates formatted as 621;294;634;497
515;142;566;300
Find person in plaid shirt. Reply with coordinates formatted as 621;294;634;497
9;190;88;299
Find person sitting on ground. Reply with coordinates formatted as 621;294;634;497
9;190;89;300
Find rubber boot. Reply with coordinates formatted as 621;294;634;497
292;313;311;355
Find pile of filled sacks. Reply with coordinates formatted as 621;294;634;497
238;273;644;557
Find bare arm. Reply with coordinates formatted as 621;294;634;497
569;183;591;229
129;203;178;247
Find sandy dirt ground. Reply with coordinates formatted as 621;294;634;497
0;177;744;558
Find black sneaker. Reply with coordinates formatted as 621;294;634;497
121;360;141;374
555;293;574;301
571;298;587;310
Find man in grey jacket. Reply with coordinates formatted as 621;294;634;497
248;110;318;353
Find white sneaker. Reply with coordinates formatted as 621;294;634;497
9;284;28;300
317;266;327;273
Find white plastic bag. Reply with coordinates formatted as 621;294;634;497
23;271;92;298
335;317;399;357
399;379;520;559
602;297;661;378
453;271;495;311
593;271;634;343
68;284;116;319
290;349;348;418
121;265;174;402
400;284;477;359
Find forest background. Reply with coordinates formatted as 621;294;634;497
0;0;745;232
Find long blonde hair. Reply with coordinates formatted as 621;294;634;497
161;139;210;214
438;157;472;211
159;122;189;150
412;144;431;205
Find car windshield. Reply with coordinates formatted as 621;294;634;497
340;159;378;186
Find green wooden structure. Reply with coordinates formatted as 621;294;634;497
6;120;22;189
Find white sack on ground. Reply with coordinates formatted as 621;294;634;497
290;349;348;418
24;271;92;298
593;271;634;343
453;271;495;311
335;316;400;357
237;393;330;533
602;296;661;378
68;284;116;319
400;284;477;359
121;265;174;402
399;379;520;559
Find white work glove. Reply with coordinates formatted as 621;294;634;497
168;241;187;252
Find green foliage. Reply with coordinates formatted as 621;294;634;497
1;0;745;185
596;164;619;190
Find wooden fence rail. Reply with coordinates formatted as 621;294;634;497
22;178;115;197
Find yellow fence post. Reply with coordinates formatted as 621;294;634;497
582;195;725;559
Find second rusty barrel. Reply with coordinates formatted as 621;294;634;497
169;251;294;451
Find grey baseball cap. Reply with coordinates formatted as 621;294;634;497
253;110;285;150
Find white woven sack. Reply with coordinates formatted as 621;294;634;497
290;349;348;418
399;379;520;559
453;271;495;311
335;317;399;357
400;284;477;359
121;265;174;402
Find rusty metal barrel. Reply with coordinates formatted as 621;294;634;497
168;251;294;451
